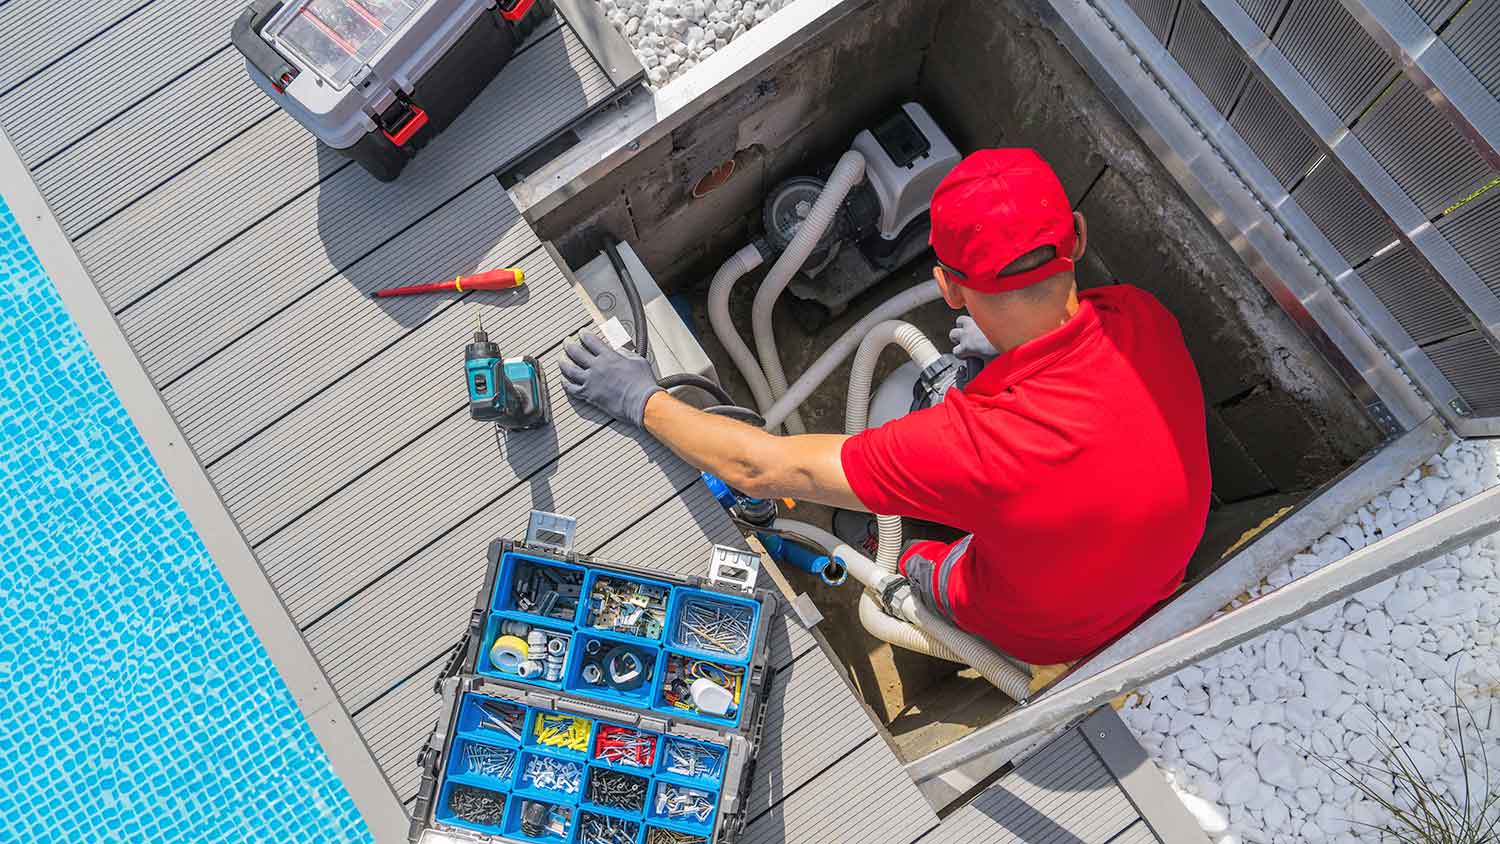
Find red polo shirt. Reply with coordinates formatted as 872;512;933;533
841;284;1211;665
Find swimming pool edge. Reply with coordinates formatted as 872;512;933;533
0;127;411;844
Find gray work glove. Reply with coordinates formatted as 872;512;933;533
949;315;998;360
560;333;662;427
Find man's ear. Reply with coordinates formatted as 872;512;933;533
934;266;967;310
1072;212;1088;261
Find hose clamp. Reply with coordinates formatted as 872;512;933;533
913;354;963;410
878;577;911;616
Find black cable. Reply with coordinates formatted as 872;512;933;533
658;373;735;406
604;239;648;362
703;404;766;427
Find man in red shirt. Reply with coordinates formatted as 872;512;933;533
562;148;1212;666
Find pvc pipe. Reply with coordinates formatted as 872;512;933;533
772;519;1032;702
752;150;867;434
760;281;944;431
707;243;774;412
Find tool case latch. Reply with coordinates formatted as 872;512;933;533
708;545;760;593
377;96;429;147
526;510;577;553
230;0;301;92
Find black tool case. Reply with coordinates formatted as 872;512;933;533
231;0;554;181
409;512;779;844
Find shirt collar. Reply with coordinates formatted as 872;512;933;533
964;298;1101;395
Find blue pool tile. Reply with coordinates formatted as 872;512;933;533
0;195;372;843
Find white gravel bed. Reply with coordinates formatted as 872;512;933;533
1120;439;1500;844
591;0;792;86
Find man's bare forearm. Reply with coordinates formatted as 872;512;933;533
641;392;864;510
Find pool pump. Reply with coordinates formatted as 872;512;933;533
760;102;960;326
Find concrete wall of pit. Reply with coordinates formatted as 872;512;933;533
535;0;1383;509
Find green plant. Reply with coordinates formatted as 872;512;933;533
1313;677;1499;844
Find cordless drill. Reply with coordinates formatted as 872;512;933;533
465;317;549;430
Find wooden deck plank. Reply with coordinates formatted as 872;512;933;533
303;427;698;713
920;731;1143;844
29;48;275;237
0;0;245;166
77;25;609;314
161;178;531;461
256;341;602;625
742;737;938;844
0;0;148;96
205;250;587;543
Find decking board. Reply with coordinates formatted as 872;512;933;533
0;0;245;166
258;342;602;625
0;0;148;95
29;47;274;237
77;25;607;314
206;252;585;540
303;427;697;712
0;1;1185;839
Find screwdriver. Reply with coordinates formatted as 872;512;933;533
368;266;524;298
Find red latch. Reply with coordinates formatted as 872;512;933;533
498;0;536;21
382;104;428;146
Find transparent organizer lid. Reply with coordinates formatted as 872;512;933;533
264;0;421;87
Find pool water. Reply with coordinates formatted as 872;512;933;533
0;196;372;842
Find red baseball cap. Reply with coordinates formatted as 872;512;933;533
929;149;1076;293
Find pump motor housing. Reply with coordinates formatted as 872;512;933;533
762;102;961;324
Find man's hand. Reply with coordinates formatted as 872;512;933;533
559;333;662;427
949;315;998;360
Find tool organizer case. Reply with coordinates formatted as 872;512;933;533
410;514;778;844
232;0;553;181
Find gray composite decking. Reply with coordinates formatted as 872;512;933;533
0;3;1199;842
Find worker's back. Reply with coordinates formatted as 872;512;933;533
842;283;1211;664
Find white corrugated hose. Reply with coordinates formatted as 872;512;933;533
751;150;868;434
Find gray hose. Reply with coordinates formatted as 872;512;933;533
604;239;647;361
760;281;944;430
658;373;734;406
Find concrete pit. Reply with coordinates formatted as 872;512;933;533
530;0;1388;758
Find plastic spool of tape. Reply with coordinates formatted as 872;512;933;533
489;635;529;673
518;660;544;679
546;636;567;657
603;646;647;691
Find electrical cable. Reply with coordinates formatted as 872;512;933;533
657;373;735;406
702;404;766;427
604;238;648;362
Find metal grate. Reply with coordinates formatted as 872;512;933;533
1405;0;1464;27
1169;0;1249;114
1425;331;1500;416
1233;0;1288;31
1357;245;1473;345
1273;0;1396;121
1443;2;1500;104
1229;77;1323;187
1352;78;1496;218
1291;159;1399;264
1126;0;1181;42
1437;187;1500;301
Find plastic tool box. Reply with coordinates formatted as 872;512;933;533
410;512;779;844
231;0;553;181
